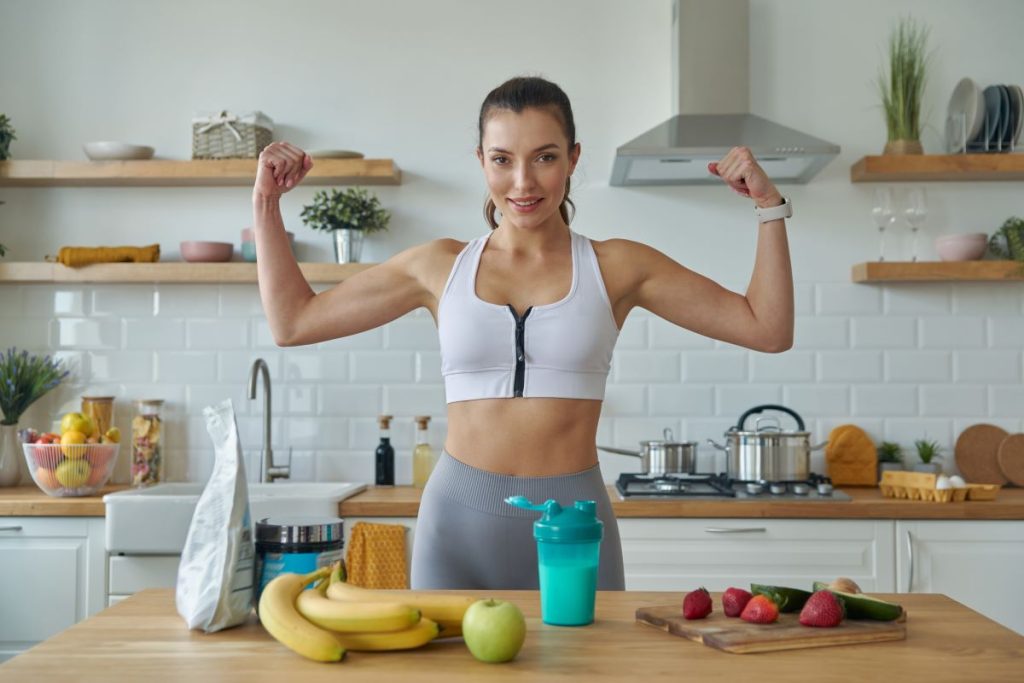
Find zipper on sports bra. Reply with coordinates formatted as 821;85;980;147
507;305;533;397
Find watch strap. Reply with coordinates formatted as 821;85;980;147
754;196;792;223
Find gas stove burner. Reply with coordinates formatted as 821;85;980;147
614;471;849;501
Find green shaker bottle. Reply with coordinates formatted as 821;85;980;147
505;496;604;626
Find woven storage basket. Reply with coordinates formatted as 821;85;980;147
192;110;273;159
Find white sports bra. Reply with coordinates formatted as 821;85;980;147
437;229;619;403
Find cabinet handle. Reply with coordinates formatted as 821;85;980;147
905;529;914;593
0;525;23;532
704;527;767;534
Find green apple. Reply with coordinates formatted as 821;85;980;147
462;598;526;663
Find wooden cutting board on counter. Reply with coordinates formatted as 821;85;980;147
636;605;906;654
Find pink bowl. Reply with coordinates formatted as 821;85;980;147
933;233;987;261
180;241;233;262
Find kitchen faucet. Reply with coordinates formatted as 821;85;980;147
247;358;290;483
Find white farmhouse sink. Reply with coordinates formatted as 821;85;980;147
104;481;367;553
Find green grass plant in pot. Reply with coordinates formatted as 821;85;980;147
877;16;930;154
300;187;391;264
912;439;942;474
0;348;69;486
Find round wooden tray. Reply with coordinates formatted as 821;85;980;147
955;424;1009;485
996;433;1024;487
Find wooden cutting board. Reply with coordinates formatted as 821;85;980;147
955;424;1009;485
997;433;1024;487
636;605;906;654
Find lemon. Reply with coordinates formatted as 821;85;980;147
60;430;88;458
55;459;92;489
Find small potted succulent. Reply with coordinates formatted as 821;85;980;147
912;439;942;473
988;216;1024;262
877;441;904;478
300;187;391;264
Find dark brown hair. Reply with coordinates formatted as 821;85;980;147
477;76;577;230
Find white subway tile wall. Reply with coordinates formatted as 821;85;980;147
5;282;1023;486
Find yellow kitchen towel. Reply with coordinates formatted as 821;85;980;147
345;521;408;589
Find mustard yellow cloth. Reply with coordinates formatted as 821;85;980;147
345;521;409;589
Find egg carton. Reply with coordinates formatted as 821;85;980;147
879;470;969;503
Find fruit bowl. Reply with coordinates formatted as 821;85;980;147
23;443;120;497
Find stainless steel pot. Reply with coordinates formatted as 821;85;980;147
598;428;698;476
706;404;828;482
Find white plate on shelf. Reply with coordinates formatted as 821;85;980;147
83;141;155;160
946;78;984;153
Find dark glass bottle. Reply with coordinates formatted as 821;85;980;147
375;415;395;486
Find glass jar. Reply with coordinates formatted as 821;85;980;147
131;399;164;487
81;396;114;438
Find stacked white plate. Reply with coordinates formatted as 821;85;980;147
946;78;1023;153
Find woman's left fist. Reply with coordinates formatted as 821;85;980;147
708;147;783;208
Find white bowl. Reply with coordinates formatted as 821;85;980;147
934;233;988;261
83;141;155;161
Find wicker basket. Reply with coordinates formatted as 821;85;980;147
192;110;273;159
878;470;970;503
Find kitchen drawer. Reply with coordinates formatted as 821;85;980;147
108;555;181;594
617;518;896;592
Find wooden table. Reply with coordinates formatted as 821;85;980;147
2;589;1022;682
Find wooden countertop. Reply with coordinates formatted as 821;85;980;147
0;484;129;516
2;588;1021;682
5;484;1023;521
339;485;1024;520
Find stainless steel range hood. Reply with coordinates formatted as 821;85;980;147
610;0;839;186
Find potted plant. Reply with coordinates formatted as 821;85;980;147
988;216;1024;262
0;348;69;486
0;114;15;161
912;439;942;474
300;187;391;264
876;16;930;154
877;441;904;477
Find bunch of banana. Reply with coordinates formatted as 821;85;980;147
257;567;346;663
324;562;476;638
257;566;447;662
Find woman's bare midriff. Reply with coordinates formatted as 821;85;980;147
444;398;603;476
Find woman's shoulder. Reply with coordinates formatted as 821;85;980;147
588;236;659;263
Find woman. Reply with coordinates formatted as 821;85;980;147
252;77;793;591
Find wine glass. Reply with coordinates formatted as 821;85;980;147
870;187;897;261
904;187;927;262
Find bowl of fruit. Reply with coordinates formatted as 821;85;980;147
23;412;121;497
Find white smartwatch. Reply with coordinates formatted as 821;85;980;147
754;196;792;223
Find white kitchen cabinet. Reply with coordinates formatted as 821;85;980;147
896;521;1024;635
617;518;896;592
0;517;106;662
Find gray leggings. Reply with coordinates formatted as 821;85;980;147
410;451;625;590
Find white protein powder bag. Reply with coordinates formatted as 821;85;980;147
176;399;255;632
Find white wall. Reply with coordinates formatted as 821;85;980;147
1;0;1022;485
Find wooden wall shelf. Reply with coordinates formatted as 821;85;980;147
0;262;375;284
850;154;1024;182
852;261;1024;282
0;159;401;187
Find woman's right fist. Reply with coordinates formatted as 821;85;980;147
254;142;313;198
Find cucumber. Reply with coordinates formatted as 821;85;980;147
811;581;903;621
750;584;813;612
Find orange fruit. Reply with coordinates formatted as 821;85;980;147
35;466;61;490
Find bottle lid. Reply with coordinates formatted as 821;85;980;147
505;496;603;543
256;516;344;545
378;415;393;428
414;415;430;428
81;396;115;402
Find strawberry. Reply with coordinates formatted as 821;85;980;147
682;587;713;620
722;587;753;618
740;594;779;624
799;590;846;628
